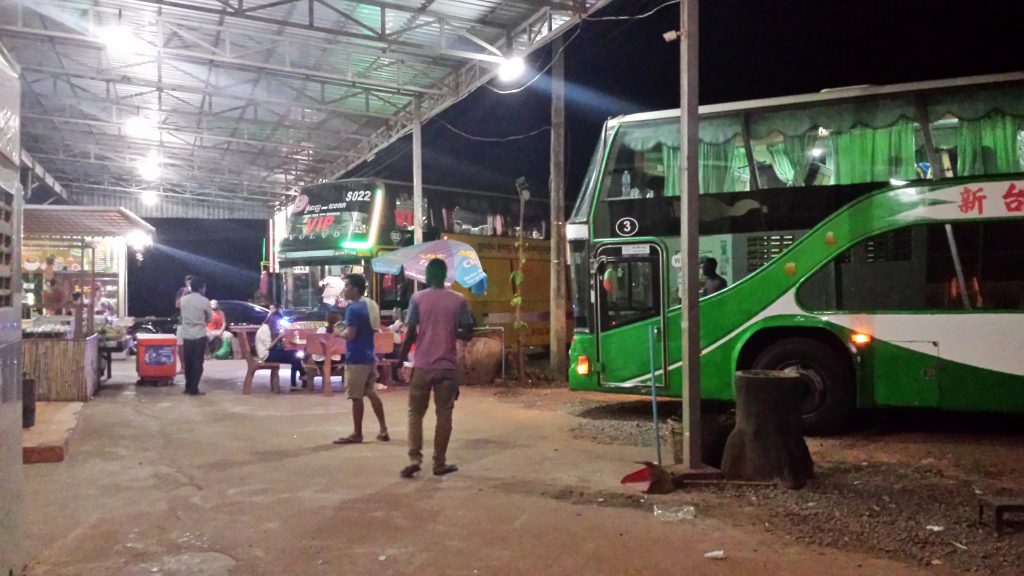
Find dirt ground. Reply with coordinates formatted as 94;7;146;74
505;389;1024;575
20;359;1022;575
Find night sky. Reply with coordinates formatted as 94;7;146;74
127;0;1024;316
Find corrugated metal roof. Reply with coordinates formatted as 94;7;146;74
1;0;614;217
24;205;155;238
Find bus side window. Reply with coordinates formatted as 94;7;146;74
599;260;660;331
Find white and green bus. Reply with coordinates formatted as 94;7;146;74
566;73;1024;435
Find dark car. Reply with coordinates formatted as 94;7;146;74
129;301;294;354
215;300;274;327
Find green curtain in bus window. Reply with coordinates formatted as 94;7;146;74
767;143;795;185
662;146;680;197
784;134;818;187
698;140;739;193
832;120;916;185
955;111;1022;176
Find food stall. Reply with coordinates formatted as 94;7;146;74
21;206;154;400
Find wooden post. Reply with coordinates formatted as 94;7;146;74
549;35;568;378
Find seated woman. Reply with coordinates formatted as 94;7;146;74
255;310;307;389
312;311;344;377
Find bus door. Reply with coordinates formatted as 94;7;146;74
594;243;666;389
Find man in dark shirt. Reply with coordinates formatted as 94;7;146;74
333;274;389;445
398;259;475;478
701;257;728;296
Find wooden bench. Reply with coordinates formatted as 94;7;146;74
235;329;282;394
374;332;398;387
306;333;346;396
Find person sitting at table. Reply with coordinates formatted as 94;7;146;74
206;299;233;358
311;311;344;382
255;310;308;389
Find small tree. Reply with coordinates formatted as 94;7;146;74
510;177;531;383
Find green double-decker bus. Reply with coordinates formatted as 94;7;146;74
566;73;1024;435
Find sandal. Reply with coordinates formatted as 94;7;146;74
400;463;421;478
433;464;458;476
376;432;391;442
332;436;363;445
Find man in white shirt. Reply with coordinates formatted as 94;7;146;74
179;276;213;396
320;275;344;316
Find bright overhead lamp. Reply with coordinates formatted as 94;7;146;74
124;116;161;140
136;150;161;181
140;190;158;206
497;56;526;82
126;231;153;249
96;25;154;56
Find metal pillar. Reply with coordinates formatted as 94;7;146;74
412;97;424;245
678;0;702;470
549;36;568;377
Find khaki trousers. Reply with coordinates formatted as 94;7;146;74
407;368;458;467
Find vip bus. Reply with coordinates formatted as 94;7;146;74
566;73;1024;435
270;179;558;346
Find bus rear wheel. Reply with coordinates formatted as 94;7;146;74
751;337;854;436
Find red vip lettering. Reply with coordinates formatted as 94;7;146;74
1003;183;1024;213
958;186;987;215
304;215;336;234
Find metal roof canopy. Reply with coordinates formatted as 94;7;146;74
24;205;155;238
0;0;614;217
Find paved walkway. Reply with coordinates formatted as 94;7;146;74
22;358;950;575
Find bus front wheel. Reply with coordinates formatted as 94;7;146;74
751;337;855;436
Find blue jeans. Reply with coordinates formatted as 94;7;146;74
266;348;307;386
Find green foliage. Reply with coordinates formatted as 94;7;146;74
510;270;524;286
509;295;522;307
514;320;529;332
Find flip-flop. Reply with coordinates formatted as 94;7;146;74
376;433;391;442
400;464;421;478
433;464;458;476
332;436;363;445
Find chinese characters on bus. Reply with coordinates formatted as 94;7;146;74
957;183;1024;215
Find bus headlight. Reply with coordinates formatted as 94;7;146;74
576;355;590;376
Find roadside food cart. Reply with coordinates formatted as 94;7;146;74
21;206;154;400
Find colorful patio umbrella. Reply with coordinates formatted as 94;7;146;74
371;239;488;295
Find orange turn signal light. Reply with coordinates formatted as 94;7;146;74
576;355;591;376
851;332;872;345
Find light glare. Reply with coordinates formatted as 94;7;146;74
497;56;526;82
136;150;161;181
96;25;153;56
140;190;158;206
124;116;161;140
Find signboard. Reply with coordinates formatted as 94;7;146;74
621;244;650;256
276;179;383;261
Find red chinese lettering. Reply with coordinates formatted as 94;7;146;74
958;186;987;215
1003;183;1024;213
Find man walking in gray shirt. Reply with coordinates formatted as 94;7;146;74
179;276;213;396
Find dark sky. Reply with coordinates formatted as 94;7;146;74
346;0;1024;203
127;0;1024;315
128;218;264;317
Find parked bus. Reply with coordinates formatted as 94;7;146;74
566;73;1024;435
270;179;559;345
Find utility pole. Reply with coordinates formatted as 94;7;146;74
549;35;568;378
678;0;703;471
